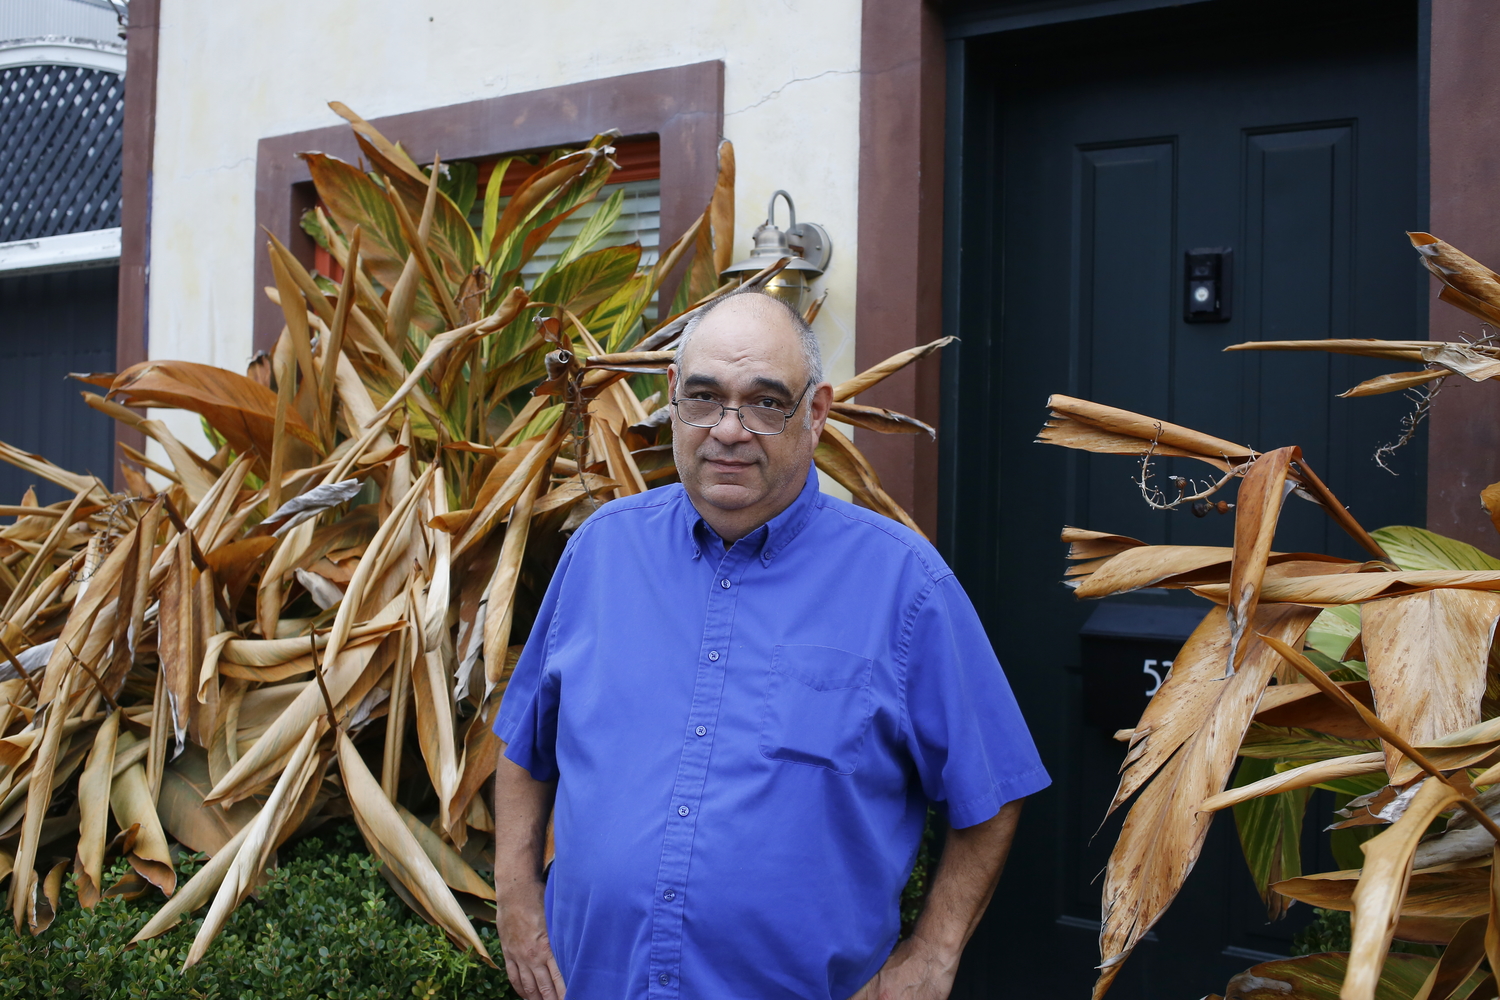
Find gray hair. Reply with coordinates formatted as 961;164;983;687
673;289;825;386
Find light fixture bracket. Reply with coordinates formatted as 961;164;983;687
786;221;832;274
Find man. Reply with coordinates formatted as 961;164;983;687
492;291;1049;999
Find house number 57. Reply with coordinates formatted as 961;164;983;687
1143;659;1174;697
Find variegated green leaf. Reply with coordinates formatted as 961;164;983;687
1372;525;1500;572
1232;757;1309;918
532;244;642;318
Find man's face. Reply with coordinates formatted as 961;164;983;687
668;297;832;535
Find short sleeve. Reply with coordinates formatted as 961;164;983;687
493;542;573;781
901;574;1050;828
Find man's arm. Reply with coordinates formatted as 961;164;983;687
493;745;566;1000
852;798;1025;1000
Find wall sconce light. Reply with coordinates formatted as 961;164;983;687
719;190;832;313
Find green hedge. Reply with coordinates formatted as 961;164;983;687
0;825;517;1000
3;818;939;998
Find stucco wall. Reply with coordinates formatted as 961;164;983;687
148;0;862;451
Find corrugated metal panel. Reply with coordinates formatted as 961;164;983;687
0;266;117;504
0;63;124;241
0;0;124;46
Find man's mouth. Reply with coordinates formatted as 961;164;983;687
704;457;756;473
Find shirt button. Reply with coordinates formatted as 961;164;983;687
720;579;731;589
663;888;676;901
708;650;719;661
678;805;690;817
695;725;707;737
659;973;671;986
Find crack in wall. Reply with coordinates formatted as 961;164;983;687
170;154;255;182
725;67;858;117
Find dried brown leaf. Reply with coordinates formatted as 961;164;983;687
1199;752;1386;813
831;337;955;402
108;360;321;464
1345;778;1467;1000
1362;590;1500;774
73;708;119;908
205;596;403;805
186;717;326;967
1037;394;1257;472
159;745;264;856
1094;604;1319;997
337;730;493;963
1227;448;1296;674
1274;866;1490;918
1341;370;1448;398
1410;232;1500;311
110;739;176;897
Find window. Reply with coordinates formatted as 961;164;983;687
311;135;662;317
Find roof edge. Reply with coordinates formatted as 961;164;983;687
0;37;126;74
0;229;123;277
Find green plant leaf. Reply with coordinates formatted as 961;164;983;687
1301;645;1368;682
531;244;643;317
433;159;479;221
1310;769;1388;799
344;128;479;285
488;148;616;287
1232;757;1309;918
301;153;410;292
1239;725;1381;761
592;272;653;347
554;188;626;271
480;156;519;258
1307;604;1362;662
1372;525;1500;572
378;157;481;287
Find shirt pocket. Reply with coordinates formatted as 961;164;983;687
758;644;875;775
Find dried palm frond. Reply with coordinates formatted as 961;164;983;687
0;110;948;968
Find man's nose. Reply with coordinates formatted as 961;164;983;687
710;408;754;444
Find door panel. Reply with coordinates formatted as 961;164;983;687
944;1;1420;997
1080;141;1177;544
0;266;118;504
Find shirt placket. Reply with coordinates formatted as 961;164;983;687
646;538;752;998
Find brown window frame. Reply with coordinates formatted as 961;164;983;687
252;61;723;353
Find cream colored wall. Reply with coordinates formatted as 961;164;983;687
148;0;862;459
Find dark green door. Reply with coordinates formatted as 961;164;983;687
942;1;1422;996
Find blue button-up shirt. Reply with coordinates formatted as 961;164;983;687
496;471;1049;1000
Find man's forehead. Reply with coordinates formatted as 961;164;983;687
680;298;804;374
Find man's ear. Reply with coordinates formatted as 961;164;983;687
807;381;833;436
667;364;679;400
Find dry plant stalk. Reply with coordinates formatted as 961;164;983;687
0;110;948;967
1040;230;1500;1000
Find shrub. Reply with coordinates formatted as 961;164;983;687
0;824;517;1000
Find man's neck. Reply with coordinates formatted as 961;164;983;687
690;472;809;544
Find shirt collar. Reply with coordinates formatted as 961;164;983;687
684;464;822;563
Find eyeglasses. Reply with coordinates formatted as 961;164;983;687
670;381;814;436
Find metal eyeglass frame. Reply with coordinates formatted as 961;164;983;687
669;379;815;436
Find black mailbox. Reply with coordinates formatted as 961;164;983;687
1080;603;1206;731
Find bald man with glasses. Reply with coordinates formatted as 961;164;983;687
492;290;1048;1000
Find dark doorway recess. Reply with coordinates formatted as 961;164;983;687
0;267;119;504
940;1;1422;996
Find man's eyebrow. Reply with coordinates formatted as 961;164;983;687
681;373;724;392
679;373;796;398
747;376;795;399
